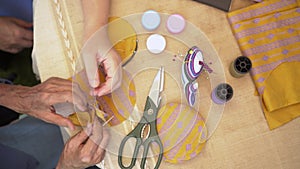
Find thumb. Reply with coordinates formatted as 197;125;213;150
46;113;75;131
82;52;100;88
71;129;90;146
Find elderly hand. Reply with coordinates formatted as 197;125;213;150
0;17;33;54
56;118;110;169
1;77;88;130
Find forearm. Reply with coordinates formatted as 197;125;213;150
0;84;31;114
81;0;111;42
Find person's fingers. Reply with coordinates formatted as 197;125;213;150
47;91;73;105
43;112;75;130
93;72;121;96
81;119;105;163
72;91;88;112
82;52;100;88
93;81;112;96
5;47;23;54
93;148;106;164
98;127;110;149
93;49;122;96
45;77;73;88
72;82;88;111
81;137;100;163
18;38;33;48
92;127;110;163
21;29;33;41
12;18;33;28
71;129;91;147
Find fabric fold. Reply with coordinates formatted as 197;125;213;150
228;0;300;129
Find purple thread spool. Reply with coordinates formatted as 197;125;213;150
183;46;204;81
211;83;233;104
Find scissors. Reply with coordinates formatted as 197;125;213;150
118;67;164;169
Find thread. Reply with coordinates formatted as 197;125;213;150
229;56;252;78
211;83;233;104
183;46;204;81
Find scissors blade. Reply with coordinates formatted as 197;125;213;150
148;67;164;107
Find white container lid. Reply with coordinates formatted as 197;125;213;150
146;34;166;54
166;14;186;34
141;10;161;31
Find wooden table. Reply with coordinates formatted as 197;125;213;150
34;0;300;168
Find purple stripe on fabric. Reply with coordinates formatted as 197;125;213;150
228;0;296;24
163;140;170;148
257;86;265;94
274;12;281;18
253;18;260;23
119;109;125;116
186;144;192;151
234;24;241;29
167;122;194;159
157;117;162;124
114;89;135;115
282;49;289;54
249;39;255;44
257;77;265;83
288;28;295;33
235;16;300;39
244;36;300;56
263;55;269;61
158;105;181;134
129;90;135;96
267;34;275;39
251;54;300;75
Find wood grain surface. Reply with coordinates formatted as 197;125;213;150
34;0;300;168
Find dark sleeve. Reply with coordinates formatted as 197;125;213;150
0;143;39;169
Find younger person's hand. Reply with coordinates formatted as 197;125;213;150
81;0;122;97
81;28;122;97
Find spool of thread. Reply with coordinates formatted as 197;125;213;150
229;56;252;78
183;46;204;81
211;83;233;104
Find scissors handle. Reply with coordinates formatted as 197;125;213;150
118;134;142;169
140;136;164;169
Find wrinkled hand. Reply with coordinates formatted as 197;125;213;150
81;25;122;97
56;118;110;169
0;17;33;53
17;77;87;130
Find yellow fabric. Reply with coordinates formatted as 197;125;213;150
156;103;206;163
68;69;136;127
262;62;300;129
228;0;300;129
67;17;138;127
108;17;137;66
96;69;136;126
